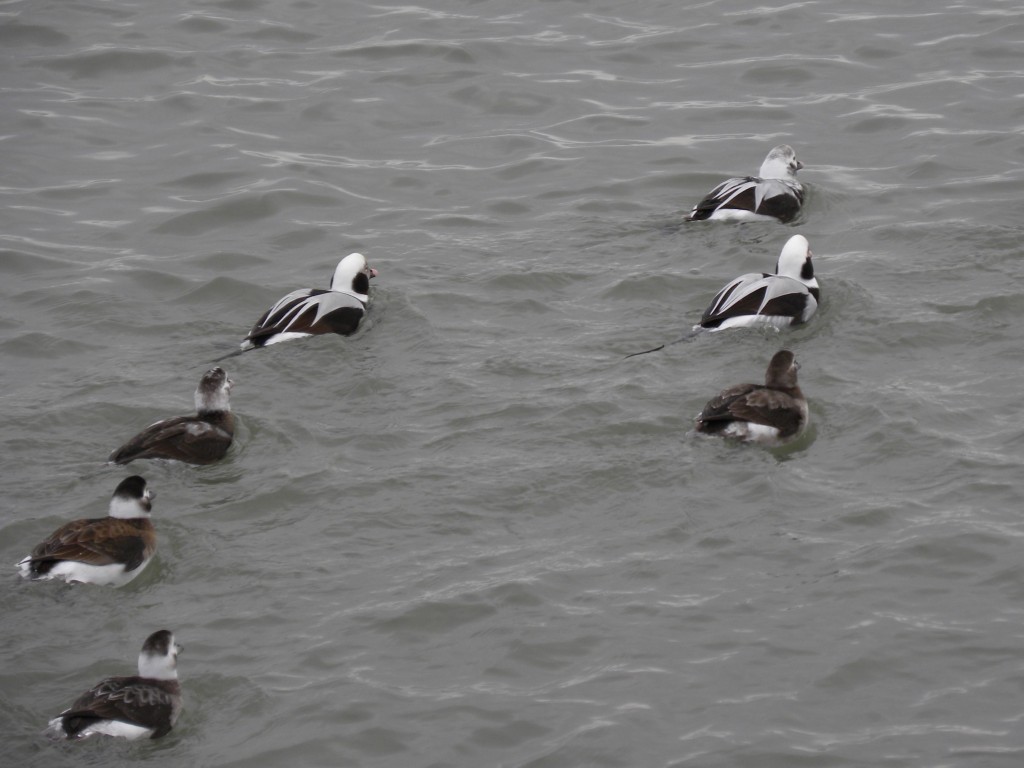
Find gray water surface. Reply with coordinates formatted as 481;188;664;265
3;1;1024;766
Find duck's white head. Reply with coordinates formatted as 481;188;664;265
330;252;378;300
774;235;817;289
137;630;182;681
108;475;155;519
759;144;803;180
194;367;232;415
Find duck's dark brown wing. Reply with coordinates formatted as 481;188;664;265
245;289;366;346
28;518;153;573
688;176;803;223
60;676;180;739
695;383;756;435
110;415;232;465
244;288;320;345
687;176;758;220
724;388;805;439
697;383;758;421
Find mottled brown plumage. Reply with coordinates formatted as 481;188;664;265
110;412;233;465
110;368;233;465
18;476;157;586
695;350;809;444
27;517;154;573
59;676;181;740
49;629;183;741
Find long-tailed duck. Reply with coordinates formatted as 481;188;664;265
694;349;809;445
17;476;156;586
109;367;233;465
46;629;182;741
686;145;804;223
241;252;378;349
697;235;819;331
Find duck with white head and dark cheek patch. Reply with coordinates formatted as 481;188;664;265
108;367;234;465
624;236;820;358
241;252;378;350
17;476;156;586
46;629;183;741
695;350;809;446
697;235;819;332
686;145;805;223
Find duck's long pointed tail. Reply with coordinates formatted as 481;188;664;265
624;328;702;358
210;346;247;364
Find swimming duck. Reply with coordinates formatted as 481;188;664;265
697;235;819;331
694;349;809;445
46;629;183;740
686;144;804;223
241;252;377;349
17;476;156;586
109;367;233;465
